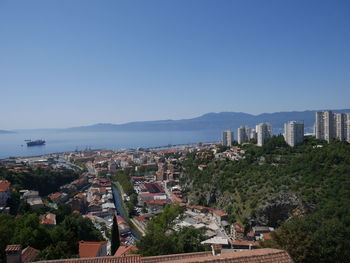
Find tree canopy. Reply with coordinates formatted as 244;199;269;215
137;205;208;256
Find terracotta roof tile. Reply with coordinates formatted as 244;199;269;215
114;246;139;257
165;249;292;263
30;249;292;263
79;241;107;258
213;210;228;217
22;246;40;263
49;192;62;200
5;245;21;252
34;255;141;263
0;180;11;192
40;213;56;226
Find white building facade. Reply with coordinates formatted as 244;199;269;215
237;126;251;145
315;111;350;142
221;130;233;146
284;121;304;147
222;130;233;146
256;123;272;146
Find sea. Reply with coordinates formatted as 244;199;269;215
0;130;220;159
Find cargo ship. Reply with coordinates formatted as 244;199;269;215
26;139;46;147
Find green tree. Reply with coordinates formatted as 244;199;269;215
47;214;104;258
137;205;208;256
111;216;120;255
11;214;51;250
37;241;71;260
0;214;16;263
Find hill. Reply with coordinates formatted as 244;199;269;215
65;109;350;133
180;137;350;262
0;130;15;134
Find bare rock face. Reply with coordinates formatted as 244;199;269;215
249;191;314;227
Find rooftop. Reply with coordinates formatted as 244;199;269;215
114;246;139;257
79;241;107;258
0;180;11;192
31;248;292;263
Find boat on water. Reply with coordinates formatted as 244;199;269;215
26;139;46;147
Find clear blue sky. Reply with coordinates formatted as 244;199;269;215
1;0;349;129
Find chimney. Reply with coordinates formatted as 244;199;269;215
5;245;22;263
211;244;222;256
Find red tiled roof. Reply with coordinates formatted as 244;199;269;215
33;255;141;263
232;223;244;233
247;231;255;237
79;241;107;258
141;251;212;263
231;240;260;247
29;248;292;263
40;213;56;226
5;245;21;252
22;246;40;263
0;180;11;192
134;216;148;222
261;233;273;240
213;210;228;217
49;192;62;200
75;193;86;199
161;249;292;263
114;246;138;257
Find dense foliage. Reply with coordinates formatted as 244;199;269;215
0;166;101;262
181;137;350;262
261;211;350;263
137;205;208;256
0;167;79;196
112;173;138;216
113;173;134;196
0;213;104;262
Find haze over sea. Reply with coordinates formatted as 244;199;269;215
0;130;218;159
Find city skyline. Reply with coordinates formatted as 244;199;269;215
1;0;350;129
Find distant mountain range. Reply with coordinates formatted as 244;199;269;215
65;109;350;134
0;130;15;134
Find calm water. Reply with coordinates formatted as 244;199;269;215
0;130;220;158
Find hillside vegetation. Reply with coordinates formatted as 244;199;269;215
180;137;350;262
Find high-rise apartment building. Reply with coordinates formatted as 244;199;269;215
222;130;233;146
256;123;272;146
335;113;347;141
284;121;304;147
346;113;350;143
237;126;251;144
250;128;257;141
315;111;350;143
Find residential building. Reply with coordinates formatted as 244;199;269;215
347;113;350;142
316;110;335;142
284;121;304;147
335;113;347;141
22;191;44;210
5;245;40;263
315;111;350;142
78;241;107;258
40;213;57;228
256;123;272;146
230;223;244;241
222;130;233;146
7;246;293;263
0;180;11;207
237;126;250;144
